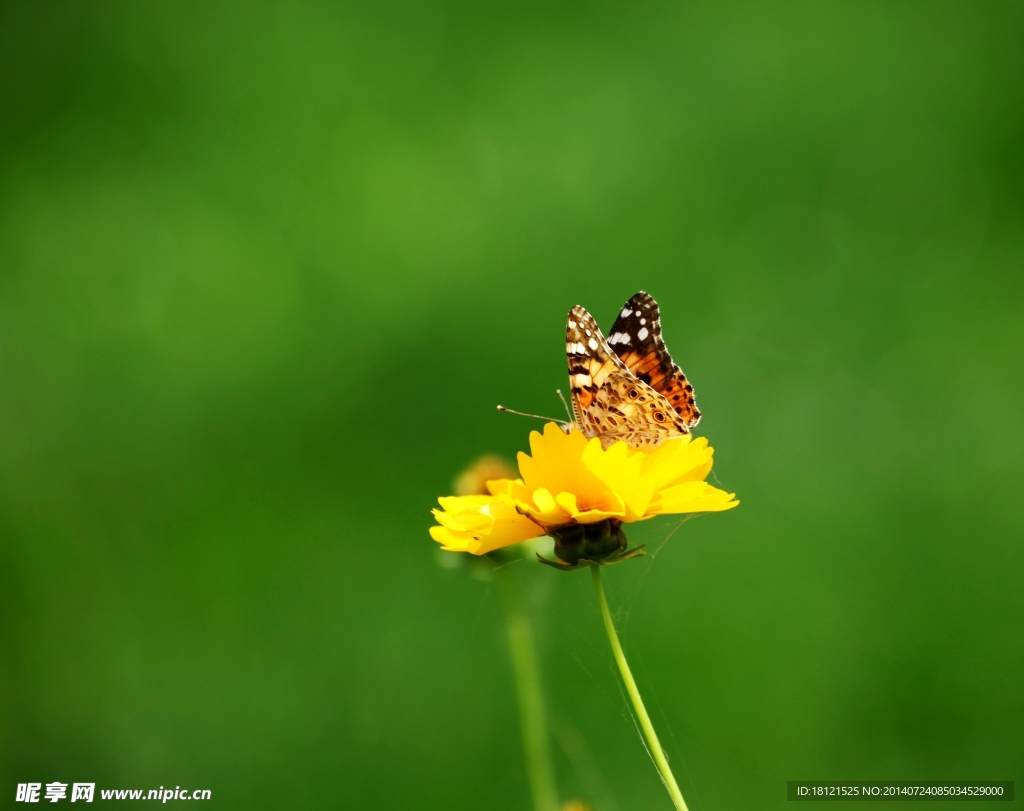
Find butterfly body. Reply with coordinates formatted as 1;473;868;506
566;292;699;449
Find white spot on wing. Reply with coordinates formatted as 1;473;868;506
640;318;646;325
621;309;632;318
638;327;649;340
588;337;598;350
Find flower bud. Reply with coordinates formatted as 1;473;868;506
453;455;517;497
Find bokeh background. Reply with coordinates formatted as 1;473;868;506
2;2;1022;809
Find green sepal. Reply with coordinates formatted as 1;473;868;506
536;543;647;571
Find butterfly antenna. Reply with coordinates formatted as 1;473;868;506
496;405;569;425
555;389;573;421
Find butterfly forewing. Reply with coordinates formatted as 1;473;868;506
607;291;700;429
566;305;629;426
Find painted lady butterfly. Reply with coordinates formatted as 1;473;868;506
567;291;700;449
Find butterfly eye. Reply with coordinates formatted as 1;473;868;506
653;411;666;422
628;388;639;399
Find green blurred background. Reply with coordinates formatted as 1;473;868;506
2;1;1022;808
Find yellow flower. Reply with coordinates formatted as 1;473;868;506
430;423;737;566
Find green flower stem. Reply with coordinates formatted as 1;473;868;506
590;565;689;811
497;568;560;811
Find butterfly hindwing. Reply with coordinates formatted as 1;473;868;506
607;291;700;429
567;304;692;448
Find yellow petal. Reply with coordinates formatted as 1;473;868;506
434;497;492;531
639;435;714;491
554;491;578;514
555;489;627;523
517;423;608;508
648;481;739;516
533;487;559;515
437;494;493;511
430;524;472;551
520;486;571;526
491;482;562;528
432;508;486;533
580;437;653;520
472;501;548;553
485;477;521;496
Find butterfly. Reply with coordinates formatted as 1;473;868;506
566;291;700;449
